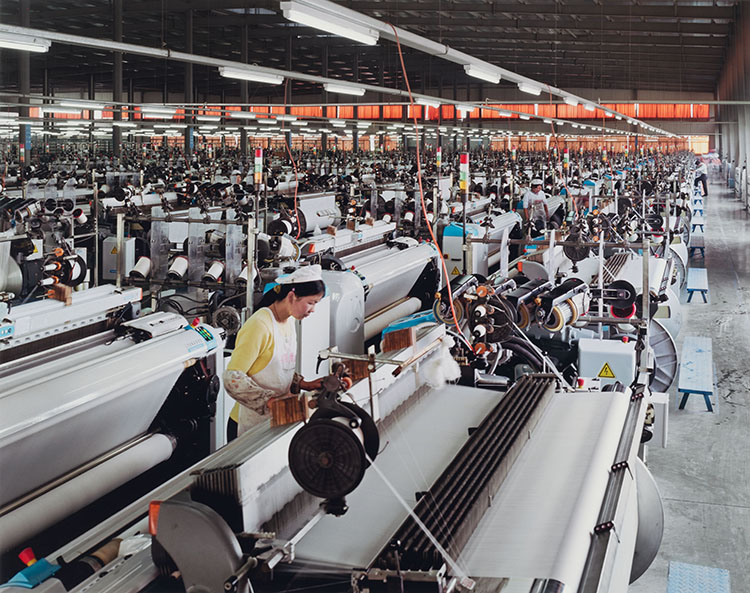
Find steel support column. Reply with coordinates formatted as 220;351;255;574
112;0;123;157
17;0;30;168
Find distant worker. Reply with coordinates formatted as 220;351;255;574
224;265;325;438
522;178;550;231
694;159;709;197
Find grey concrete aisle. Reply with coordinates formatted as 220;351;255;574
629;178;750;592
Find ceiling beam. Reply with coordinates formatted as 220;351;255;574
349;1;736;20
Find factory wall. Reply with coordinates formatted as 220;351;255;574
716;2;750;170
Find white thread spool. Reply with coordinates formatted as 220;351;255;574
72;208;87;224
130;256;151;279
202;260;225;282
167;255;189;280
237;265;249;286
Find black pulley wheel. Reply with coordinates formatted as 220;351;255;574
645;213;663;231
288;418;368;500
563;233;590;263
607;279;637;309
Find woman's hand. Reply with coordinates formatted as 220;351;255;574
299;378;324;391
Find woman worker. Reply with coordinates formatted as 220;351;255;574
224;265;325;438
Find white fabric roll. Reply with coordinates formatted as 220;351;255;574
0;434;175;554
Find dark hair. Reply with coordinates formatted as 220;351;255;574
258;279;326;309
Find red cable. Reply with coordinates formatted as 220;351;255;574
387;23;470;347
282;79;302;239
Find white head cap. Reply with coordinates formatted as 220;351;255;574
276;264;323;285
531;178;543;186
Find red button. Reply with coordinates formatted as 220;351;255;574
18;547;36;566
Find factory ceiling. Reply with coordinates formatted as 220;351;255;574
0;0;740;101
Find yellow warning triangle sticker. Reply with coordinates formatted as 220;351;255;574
111;246;118;254
598;362;616;379
451;266;460;276
33;244;38;253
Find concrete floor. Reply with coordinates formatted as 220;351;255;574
629;178;750;592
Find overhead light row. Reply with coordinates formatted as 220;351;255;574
280;1;379;46
0;31;51;53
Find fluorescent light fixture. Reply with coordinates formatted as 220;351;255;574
281;1;379;45
141;105;177;115
563;97;579;107
583;103;595;112
324;82;366;96
329;118;345;125
60;100;106;110
276;114;297;122
258;118;277;125
416;97;441;109
218;66;284;85
113;121;137;127
231;111;258;120
463;64;500;84
332;122;347;128
0;32;51;53
290;121;308;126
0;112;19;118
615;115;622;120
543;118;553;124
519;114;530;120
356;121;370;128
197;116;221;122
518;82;542;96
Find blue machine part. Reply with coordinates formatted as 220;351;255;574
443;223;481;238
0;560;59;589
524;234;548;254
0;323;14;339
382;310;436;335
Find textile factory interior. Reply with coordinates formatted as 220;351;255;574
0;1;749;592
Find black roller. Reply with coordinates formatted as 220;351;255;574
288;419;366;500
563;233;590;263
645;213;663;231
607;279;637;309
289;401;379;500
